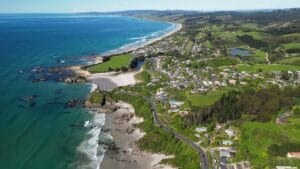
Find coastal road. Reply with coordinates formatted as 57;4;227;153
117;91;210;169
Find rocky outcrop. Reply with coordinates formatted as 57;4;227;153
63;76;87;83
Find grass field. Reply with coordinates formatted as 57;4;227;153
236;119;300;169
240;23;262;31
214;31;263;40
186;89;229;107
134;70;151;83
252;49;266;62
276;57;300;66
237;64;300;72
206;57;240;67
87;54;133;73
282;33;300;38
282;43;300;50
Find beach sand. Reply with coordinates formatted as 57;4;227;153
88;69;142;91
100;101;176;169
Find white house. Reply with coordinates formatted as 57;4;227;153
219;149;231;158
196;127;207;133
222;140;233;146
225;128;235;137
276;166;297;169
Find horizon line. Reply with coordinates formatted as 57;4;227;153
0;7;299;14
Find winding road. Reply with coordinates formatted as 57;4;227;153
118;91;210;169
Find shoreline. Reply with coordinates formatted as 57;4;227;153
76;21;182;91
79;20;182;169
100;101;177;169
99;22;182;58
88;67;143;91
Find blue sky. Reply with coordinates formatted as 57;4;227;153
1;0;300;13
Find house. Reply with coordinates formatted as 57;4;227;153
196;127;207;133
219;148;237;158
168;109;179;113
228;79;237;85
214;80;221;86
222;140;233;146
216;123;223;131
276;117;287;125
225;128;236;137
276;166;297;169
287;152;300;159
220;149;231;158
169;100;184;109
179;111;189;117
240;81;247;85
276;111;292;125
155;88;167;100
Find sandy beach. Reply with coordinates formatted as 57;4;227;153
86;22;182;91
88;68;142;91
100;101;177;169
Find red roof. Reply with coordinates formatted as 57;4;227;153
287;152;300;158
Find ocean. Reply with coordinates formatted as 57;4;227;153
0;13;172;169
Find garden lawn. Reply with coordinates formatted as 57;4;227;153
186;89;229;107
87;54;133;73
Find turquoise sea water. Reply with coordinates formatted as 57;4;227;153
0;14;171;169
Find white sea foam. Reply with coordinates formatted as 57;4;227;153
77;112;106;169
100;23;181;57
90;83;98;93
84;120;90;127
130;36;148;40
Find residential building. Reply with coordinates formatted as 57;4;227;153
287;152;300;159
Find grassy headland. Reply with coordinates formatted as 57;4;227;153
86;53;133;73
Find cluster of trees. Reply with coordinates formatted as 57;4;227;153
286;48;300;54
237;35;269;51
266;23;300;35
186;86;300;125
269;49;286;62
129;57;145;69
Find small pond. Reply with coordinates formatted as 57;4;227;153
231;48;252;57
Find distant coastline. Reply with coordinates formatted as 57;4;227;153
77;18;182;169
76;20;182;91
93;21;182;60
85;22;182;90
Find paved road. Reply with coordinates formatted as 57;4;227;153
118;91;210;169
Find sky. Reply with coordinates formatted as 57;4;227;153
1;0;300;13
